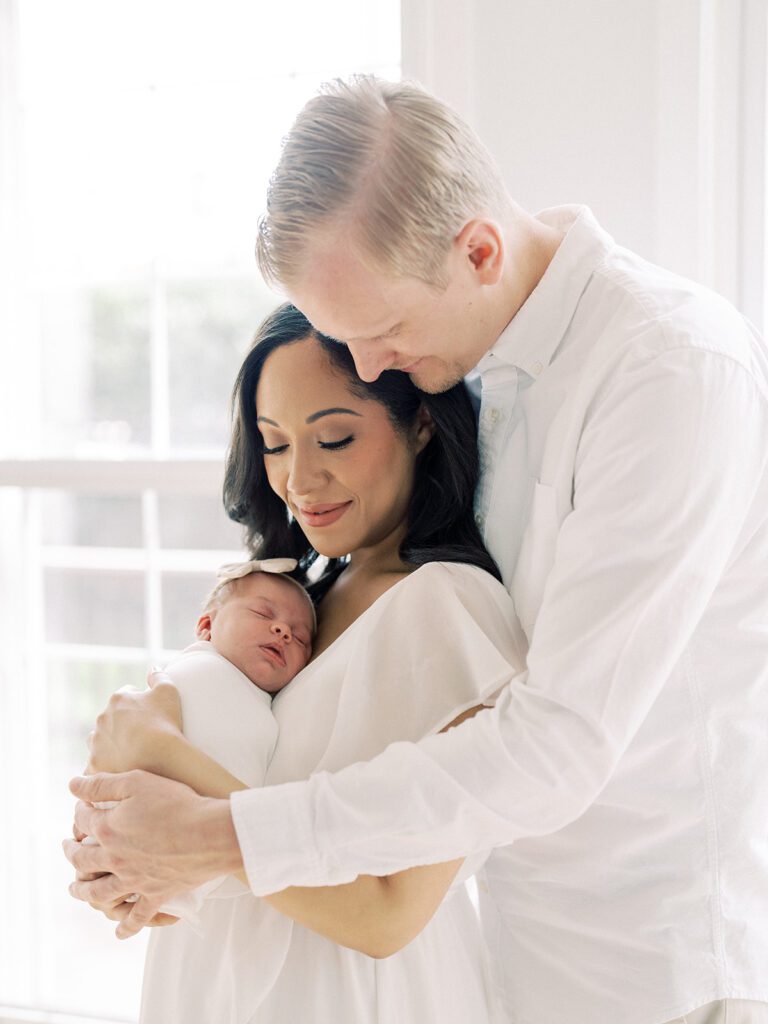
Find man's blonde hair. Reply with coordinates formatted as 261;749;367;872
256;75;510;290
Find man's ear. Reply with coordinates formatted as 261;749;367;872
196;612;214;641
454;219;504;285
413;404;437;454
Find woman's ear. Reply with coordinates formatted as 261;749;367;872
413;404;437;454
196;612;214;641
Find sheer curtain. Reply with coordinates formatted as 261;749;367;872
0;1;400;1020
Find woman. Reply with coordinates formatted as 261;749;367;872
86;303;524;1023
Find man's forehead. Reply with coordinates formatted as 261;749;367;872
289;231;418;340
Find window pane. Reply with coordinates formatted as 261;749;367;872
159;494;246;551
166;277;272;452
45;569;145;647
162;572;216;651
41;492;143;548
39;280;152;454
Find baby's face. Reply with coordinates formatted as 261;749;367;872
198;574;314;693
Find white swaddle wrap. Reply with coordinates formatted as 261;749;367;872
157;640;278;925
84;640;278;928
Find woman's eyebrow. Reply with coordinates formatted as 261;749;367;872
256;408;363;427
305;408;363;424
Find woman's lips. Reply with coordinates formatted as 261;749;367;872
296;501;352;528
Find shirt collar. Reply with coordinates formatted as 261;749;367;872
475;205;615;380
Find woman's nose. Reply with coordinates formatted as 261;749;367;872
270;621;293;643
287;449;326;495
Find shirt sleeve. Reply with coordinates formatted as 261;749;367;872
232;347;768;895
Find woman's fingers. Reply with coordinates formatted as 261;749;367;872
62;836;111;876
116;895;164;940
76;868;109;882
147;667;174;690
147;912;180;928
70;770;138;806
69;870;135;905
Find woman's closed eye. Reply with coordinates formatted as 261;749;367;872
262;442;288;456
262;435;355;456
319;434;354;451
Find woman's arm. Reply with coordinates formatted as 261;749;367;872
90;688;487;956
261;704;488;958
87;682;249;800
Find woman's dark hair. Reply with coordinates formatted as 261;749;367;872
223;302;501;601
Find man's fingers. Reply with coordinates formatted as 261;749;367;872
72;819;86;842
69;770;142;805
62;837;112;876
69;871;134;905
116;896;162;940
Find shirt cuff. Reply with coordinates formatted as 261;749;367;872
230;780;323;897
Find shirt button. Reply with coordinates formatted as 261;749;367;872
533;361;543;375
489;408;500;423
475;513;484;527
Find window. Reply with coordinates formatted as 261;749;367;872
0;1;400;1020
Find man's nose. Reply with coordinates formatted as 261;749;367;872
347;340;397;382
270;621;293;644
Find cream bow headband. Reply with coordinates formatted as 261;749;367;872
216;557;299;582
213;557;317;629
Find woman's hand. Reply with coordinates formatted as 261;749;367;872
87;671;183;776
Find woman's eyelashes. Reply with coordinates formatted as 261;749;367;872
261;434;355;456
319;434;354;451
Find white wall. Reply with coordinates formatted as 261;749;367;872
402;0;766;323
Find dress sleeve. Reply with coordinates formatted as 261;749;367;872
232;350;768;894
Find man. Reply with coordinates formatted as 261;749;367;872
66;77;768;1024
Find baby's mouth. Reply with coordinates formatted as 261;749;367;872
260;643;286;668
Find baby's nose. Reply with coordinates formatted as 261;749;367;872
270;621;292;643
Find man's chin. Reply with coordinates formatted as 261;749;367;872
409;363;466;394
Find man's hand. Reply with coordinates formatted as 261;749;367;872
63;769;243;939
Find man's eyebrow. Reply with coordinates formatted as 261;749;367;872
306;408;363;424
349;321;403;344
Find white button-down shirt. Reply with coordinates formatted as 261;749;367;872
233;207;768;1023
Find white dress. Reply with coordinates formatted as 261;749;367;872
140;562;525;1024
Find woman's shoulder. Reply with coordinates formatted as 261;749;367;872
394;560;511;607
349;561;516;643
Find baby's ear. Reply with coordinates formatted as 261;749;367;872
196;612;213;641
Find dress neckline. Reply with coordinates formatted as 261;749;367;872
272;562;437;704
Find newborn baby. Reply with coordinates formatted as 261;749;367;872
89;558;315;927
162;556;315;790
159;557;315;922
193;556;315;694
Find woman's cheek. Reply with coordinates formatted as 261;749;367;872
265;461;287;498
